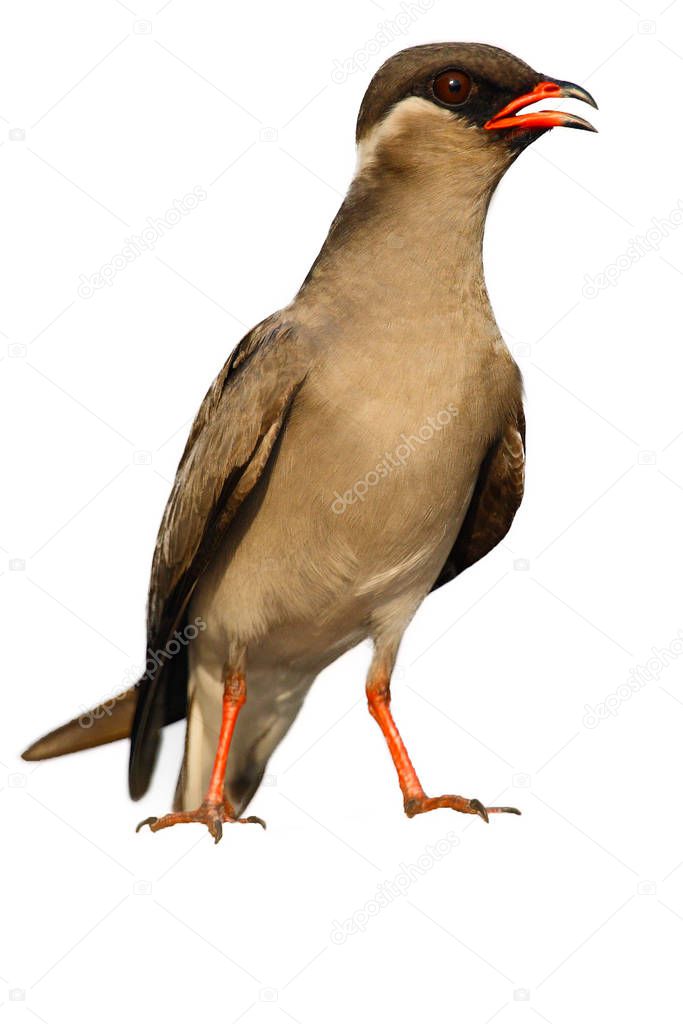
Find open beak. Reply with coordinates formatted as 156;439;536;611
484;79;598;134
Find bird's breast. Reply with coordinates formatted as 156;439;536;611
191;313;520;662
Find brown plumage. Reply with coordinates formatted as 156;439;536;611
23;42;596;840
435;409;525;585
130;318;311;796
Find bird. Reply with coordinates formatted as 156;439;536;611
22;42;597;843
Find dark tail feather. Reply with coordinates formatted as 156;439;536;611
129;637;189;800
22;687;139;761
22;678;187;765
230;763;267;817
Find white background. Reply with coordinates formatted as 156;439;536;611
3;0;683;1021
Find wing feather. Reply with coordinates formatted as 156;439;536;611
432;406;525;590
129;316;308;797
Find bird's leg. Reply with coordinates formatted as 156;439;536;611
136;669;266;843
365;659;520;823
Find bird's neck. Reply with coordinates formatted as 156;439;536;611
296;98;512;327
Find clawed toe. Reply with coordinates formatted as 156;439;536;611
405;793;521;822
242;815;267;829
135;802;267;843
135;816;159;833
468;798;490;822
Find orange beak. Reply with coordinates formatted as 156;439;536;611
484;79;598;133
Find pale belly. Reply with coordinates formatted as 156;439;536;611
189;329;519;677
180;325;520;808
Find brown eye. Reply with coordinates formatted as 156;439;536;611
432;69;472;106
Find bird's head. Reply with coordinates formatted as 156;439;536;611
355;43;597;191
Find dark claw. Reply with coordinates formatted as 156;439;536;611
470;799;489;823
136;816;158;833
212;819;223;844
244;816;267;830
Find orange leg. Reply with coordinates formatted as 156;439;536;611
366;667;520;823
136;671;266;843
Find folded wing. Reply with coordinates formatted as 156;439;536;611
129;315;309;798
432;407;525;589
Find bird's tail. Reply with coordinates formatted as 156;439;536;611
22;687;139;762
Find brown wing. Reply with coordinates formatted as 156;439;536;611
432;407;525;590
129;315;309;798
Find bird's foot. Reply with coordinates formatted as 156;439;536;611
404;794;521;823
136;800;266;844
